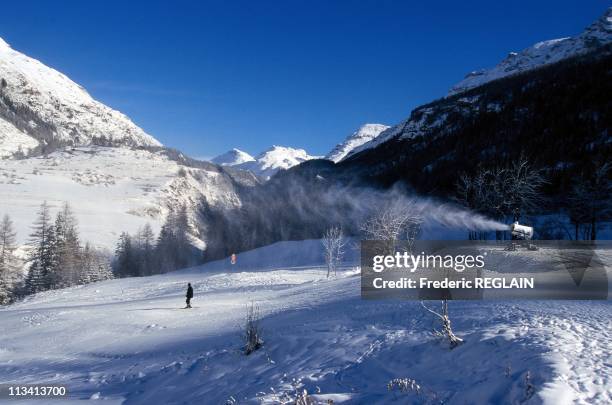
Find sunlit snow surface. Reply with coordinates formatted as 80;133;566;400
0;240;610;404
0;146;240;250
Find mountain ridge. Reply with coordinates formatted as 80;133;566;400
325;123;389;163
448;7;611;96
0;36;161;158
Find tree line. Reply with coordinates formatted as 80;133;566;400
1;201;201;306
0;202;113;305
113;205;199;278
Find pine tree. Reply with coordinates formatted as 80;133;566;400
155;206;194;273
82;243;113;283
51;202;81;288
114;232;136;277
25;202;55;294
136;223;155;276
0;214;20;304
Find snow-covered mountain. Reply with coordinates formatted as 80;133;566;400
346;9;612;159
0;37;245;250
325;123;389;163
211;148;255;166
218;145;318;180
0;146;243;250
448;7;612;96
0;37;161;158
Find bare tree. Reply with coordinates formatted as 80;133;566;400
420;300;463;349
568;161;612;240
322;226;346;278
505;157;547;222
361;201;422;255
457;157;546;239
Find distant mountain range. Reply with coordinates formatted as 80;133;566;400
210;123;390;179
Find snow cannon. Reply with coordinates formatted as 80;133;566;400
510;222;533;240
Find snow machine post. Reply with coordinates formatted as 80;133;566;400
508;222;537;250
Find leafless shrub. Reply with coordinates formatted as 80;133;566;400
243;302;263;355
524;370;535;400
387;378;421;394
294;389;316;405
421;300;464;349
387;377;439;403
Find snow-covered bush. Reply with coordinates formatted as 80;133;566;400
294;389;316;405
243;302;263;355
387;377;439;403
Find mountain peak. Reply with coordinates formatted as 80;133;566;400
0;36;161;158
326;123;390;162
211;148;255;166
448;7;612;96
212;145;316;180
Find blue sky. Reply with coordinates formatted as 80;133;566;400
0;1;607;158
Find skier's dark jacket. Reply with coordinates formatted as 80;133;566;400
187;285;194;299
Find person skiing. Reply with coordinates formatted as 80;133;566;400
185;283;194;309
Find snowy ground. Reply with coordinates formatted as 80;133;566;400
0;240;610;404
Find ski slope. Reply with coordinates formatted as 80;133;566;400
0;240;610;404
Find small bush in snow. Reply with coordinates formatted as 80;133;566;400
524;370;535;400
243;302;263;355
421;300;464;349
387;377;439;403
294;389;316;405
387;378;421;394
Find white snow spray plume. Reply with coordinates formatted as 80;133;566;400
317;183;510;231
411;199;509;231
200;178;510;259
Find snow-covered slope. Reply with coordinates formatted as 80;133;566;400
448;7;612;96
0;37;161;157
0;146;241;250
0;240;610;404
235;145;319;180
211;148;255;166
325;123;389;163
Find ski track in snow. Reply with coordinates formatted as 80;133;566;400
0;242;610;404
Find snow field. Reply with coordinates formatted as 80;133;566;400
0;240;609;404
